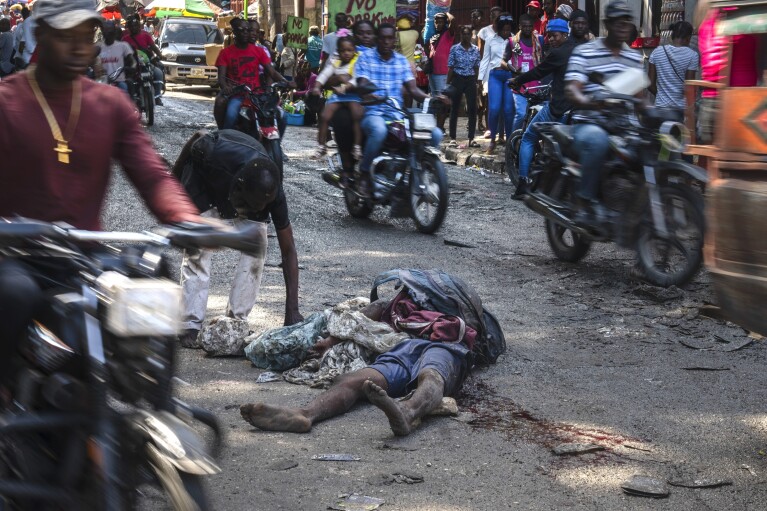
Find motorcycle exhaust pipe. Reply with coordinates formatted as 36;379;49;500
523;192;591;237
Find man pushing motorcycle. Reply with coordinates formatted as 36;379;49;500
564;0;644;227
354;23;450;197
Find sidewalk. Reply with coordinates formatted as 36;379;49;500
438;119;507;174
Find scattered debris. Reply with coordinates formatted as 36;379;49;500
391;473;424;484
621;475;670;498
312;454;361;462
719;337;754;352
444;239;477;248
255;372;282;383
377;442;419;452
330;494;385;511
678;338;715;350
624;444;653;453
633;285;684;303
740;464;758;476
267;460;299;471
552;443;605;456
681;366;730;372
369;472;425;485
668;478;732;489
199;316;252;356
699;304;726;321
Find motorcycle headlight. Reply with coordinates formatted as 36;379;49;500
412;113;436;132
163;52;178;62
27;321;75;373
97;272;182;337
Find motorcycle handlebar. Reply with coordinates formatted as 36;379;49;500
0;219;267;255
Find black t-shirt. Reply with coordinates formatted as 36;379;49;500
178;130;290;230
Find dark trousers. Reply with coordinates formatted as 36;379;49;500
449;74;477;140
0;260;42;383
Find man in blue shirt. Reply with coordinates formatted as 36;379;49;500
355;23;448;194
447;25;481;147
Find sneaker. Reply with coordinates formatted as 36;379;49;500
512;178;529;200
352;144;363;160
312;145;327;159
155;97;163;106
178;328;200;349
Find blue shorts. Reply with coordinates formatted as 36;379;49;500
368;339;469;398
326;93;361;104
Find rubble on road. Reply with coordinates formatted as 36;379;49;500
199;316;252;356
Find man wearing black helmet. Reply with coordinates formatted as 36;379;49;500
564;0;643;227
172;130;303;347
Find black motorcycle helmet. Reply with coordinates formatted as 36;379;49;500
228;156;280;218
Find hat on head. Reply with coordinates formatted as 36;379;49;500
33;0;102;29
556;4;573;20
527;1;541;8
434;12;447;19
570;9;588;22
396;17;412;30
546;18;569;34
604;0;633;20
309;25;319;31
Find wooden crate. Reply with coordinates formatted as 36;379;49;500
204;44;223;66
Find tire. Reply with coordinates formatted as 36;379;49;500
344;189;373;218
410;154;448;234
143;85;155;127
545;176;592;262
146;443;210;511
635;183;705;287
505;129;523;186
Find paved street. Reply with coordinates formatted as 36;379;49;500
108;87;767;510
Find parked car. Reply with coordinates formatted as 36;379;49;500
157;17;223;87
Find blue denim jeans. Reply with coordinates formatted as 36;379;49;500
429;74;448;94
360;114;443;173
512;93;528;133
573;123;611;201
518;103;566;178
223;96;245;130
488;69;515;140
115;81;130;97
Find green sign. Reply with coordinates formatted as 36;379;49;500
285;15;310;50
328;0;396;32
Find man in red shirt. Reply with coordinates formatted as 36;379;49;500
527;1;544;33
214;17;291;129
122;14;165;105
0;0;201;380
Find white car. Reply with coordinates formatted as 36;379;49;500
158;17;223;87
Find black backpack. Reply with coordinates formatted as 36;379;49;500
370;269;506;365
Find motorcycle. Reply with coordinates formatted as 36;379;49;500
322;87;449;234
0;219;265;510
524;92;707;287
229;82;291;178
105;62;158;127
504;84;552;186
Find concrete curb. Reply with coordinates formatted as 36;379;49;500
442;146;506;175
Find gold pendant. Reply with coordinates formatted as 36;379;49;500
54;141;71;164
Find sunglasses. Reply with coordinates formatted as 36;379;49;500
499;15;514;21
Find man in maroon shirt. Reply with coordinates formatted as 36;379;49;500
0;0;201;380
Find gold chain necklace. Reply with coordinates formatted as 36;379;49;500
26;66;82;165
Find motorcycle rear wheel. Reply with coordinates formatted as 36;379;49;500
146;443;210;511
545;176;592;262
142;86;155;127
410;154;448;234
635;183;704;287
505;129;523;186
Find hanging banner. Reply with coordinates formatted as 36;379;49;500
328;0;396;32
285;15;310;49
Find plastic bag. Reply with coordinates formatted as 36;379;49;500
244;312;328;371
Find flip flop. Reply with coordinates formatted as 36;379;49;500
468;140;481;148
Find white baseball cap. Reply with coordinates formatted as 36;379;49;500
32;0;103;30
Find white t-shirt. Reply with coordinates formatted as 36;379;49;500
99;40;134;82
649;45;699;109
478;32;508;83
321;31;338;57
477;25;495;44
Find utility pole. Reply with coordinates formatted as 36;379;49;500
295;0;304;17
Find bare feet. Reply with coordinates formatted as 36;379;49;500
239;403;312;433
362;380;414;436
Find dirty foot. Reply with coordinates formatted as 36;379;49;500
362;380;413;436
239;403;312;433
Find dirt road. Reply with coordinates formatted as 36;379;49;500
107;88;767;510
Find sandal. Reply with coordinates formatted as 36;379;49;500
485;141;496;155
312;145;328;159
468;140;481;148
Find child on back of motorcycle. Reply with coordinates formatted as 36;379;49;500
311;33;363;160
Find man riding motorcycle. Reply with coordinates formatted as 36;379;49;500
0;0;202;398
563;0;643;227
122;14;165;106
509;11;590;199
99;20;135;94
355;23;449;197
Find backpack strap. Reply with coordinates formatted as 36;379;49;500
370;269;403;302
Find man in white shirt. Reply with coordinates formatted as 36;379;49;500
99;21;134;94
320;12;348;69
476;6;501;136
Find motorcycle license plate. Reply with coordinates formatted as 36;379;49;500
189;67;206;79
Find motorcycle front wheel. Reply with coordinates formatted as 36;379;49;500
142;85;155;127
545;175;592;262
344;188;373;218
504;129;523;186
635;183;704;287
410;154;448;234
146;443;210;511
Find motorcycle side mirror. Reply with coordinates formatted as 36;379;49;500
161;41;169;48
